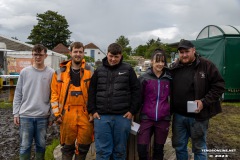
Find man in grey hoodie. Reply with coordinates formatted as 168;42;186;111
13;44;54;160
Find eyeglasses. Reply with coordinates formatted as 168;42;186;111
32;54;45;57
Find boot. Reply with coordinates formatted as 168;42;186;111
74;153;87;160
137;144;148;160
35;152;45;160
61;144;75;160
62;154;73;160
153;143;164;160
20;153;31;160
74;144;90;160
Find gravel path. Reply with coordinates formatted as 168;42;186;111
0;108;59;160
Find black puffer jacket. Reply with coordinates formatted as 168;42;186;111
170;55;225;120
87;57;140;115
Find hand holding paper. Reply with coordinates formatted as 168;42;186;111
130;122;140;135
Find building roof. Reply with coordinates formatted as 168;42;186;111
0;35;33;51
52;43;70;55
0;35;67;58
197;25;240;40
85;43;99;49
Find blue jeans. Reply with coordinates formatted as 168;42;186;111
19;117;48;157
94;115;131;160
172;113;209;160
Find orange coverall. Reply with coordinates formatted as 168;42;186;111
51;60;93;158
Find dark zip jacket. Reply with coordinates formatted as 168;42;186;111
87;56;141;115
170;55;225;120
139;68;172;121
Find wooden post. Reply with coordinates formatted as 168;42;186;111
9;78;14;86
0;77;2;89
127;134;139;160
8;78;15;102
127;114;140;160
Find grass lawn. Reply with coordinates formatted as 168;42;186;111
0;101;12;108
45;139;60;160
167;102;240;159
207;103;240;159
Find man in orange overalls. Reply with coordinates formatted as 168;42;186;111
51;42;93;160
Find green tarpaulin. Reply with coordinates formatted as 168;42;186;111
191;36;240;100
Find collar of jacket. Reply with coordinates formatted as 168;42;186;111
59;59;86;72
146;67;172;80
102;56;123;69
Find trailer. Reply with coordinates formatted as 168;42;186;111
0;49;67;88
0;42;8;75
191;25;240;100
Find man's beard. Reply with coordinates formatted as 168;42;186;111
74;61;81;65
73;58;82;65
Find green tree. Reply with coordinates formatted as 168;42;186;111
122;52;130;60
84;56;94;62
115;35;132;55
146;38;156;47
134;37;174;60
134;45;148;57
116;35;129;49
28;10;72;49
145;39;162;58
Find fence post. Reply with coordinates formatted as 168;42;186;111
0;77;2;89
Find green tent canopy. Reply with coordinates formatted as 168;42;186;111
191;25;240;100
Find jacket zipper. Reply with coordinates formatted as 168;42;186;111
107;71;112;111
62;79;71;115
155;79;160;121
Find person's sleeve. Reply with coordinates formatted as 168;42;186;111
138;75;145;113
48;69;55;121
167;70;173;114
201;62;225;107
50;72;61;117
129;67;141;114
13;72;23;117
87;69;98;114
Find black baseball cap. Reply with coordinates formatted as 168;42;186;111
178;40;194;50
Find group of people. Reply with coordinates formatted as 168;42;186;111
13;40;225;160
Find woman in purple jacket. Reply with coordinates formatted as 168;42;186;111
137;49;172;160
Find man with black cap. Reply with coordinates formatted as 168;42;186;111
170;39;225;160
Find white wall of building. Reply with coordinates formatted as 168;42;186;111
84;48;106;62
0;42;6;49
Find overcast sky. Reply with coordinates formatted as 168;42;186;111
0;0;240;51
